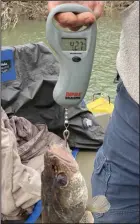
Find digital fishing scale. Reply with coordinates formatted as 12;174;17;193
46;3;97;144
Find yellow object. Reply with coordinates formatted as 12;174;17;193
87;97;114;114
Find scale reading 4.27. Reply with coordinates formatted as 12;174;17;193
61;38;86;51
46;3;97;108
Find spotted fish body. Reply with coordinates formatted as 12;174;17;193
41;144;110;223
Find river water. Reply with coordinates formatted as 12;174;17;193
2;14;121;103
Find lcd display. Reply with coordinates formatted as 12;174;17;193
61;38;86;51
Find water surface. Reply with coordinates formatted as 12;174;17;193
2;15;121;103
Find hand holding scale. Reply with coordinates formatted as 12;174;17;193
46;3;97;108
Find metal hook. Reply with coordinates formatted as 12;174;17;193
63;129;70;140
64;123;69;129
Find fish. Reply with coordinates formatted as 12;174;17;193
41;143;110;223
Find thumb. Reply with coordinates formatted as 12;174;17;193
92;1;104;19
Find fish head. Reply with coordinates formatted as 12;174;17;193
41;143;88;223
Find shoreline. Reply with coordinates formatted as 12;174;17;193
1;1;134;31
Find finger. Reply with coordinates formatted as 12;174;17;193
76;12;96;26
55;12;95;30
55;12;78;27
58;12;95;29
92;2;104;19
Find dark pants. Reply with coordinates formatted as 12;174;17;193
91;82;139;223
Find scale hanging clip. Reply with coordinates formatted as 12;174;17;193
63;108;70;147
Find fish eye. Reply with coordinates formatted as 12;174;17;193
56;172;67;187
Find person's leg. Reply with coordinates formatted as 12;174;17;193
91;82;139;223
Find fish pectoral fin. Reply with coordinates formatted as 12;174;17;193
87;195;111;214
79;211;94;223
